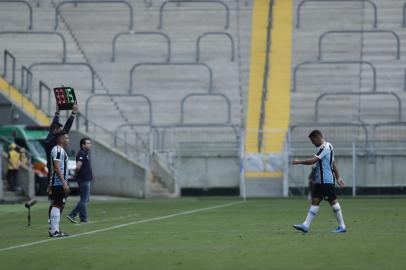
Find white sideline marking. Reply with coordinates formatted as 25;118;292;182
0;201;243;252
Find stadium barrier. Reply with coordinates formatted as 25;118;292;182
158;0;230;29
128;62;214;93
314;92;402;122
0;0;33;30
195;32;235;62
318;30;400;60
296;0;378;28
28;62;96;93
54;0;134;30
292;60;377;92
0;31;67;62
112;31;171;62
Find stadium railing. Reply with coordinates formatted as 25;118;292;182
318;30;400;60
84;93;153;132
54;0;134;31
128;62;214;94
0;31;67;63
159;124;241;155
3;50;16;86
289;122;369;144
38;80;52;115
296;0;378;28
0;0;33;30
195;32;235;62
180;93;232;125
20;65;32;95
158;0;230;29
74;111;150;166
112;31;171;62
292;60;377;92
257;0;274;152
28;62;96;93
402;2;406;27
314;92;402;122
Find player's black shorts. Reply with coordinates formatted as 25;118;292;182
311;183;337;201
51;185;68;207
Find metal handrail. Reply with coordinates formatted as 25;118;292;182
55;0;134;30
159;124;240;151
0;0;33;30
289;122;369;143
113;123;158;148
315;92;402;122
372;121;406;141
180;93;231;124
258;0;274;153
292;60;377;92
318;30;401;60
403;68;406;91
28;62;96;93
21;65;32;94
112;31;171;62
296;0;378;28
85;93;153;131
3;50;16;85
38;80;51;115
158;0;230;29
402;2;406;27
74;112;149;163
129;62;214;94
195;32;235;62
0;31;67;62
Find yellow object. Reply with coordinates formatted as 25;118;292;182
245;0;293;178
245;0;269;153
7;149;20;170
0;76;50;125
263;0;292;153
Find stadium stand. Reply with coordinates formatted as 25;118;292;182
0;0;252;197
2;0;406;197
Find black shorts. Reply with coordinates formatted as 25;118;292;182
51;186;68;207
311;183;337;201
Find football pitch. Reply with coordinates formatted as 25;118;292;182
0;197;405;270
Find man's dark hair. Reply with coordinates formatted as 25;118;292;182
55;130;68;139
308;130;323;139
80;137;91;148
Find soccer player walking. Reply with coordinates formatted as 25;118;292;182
49;131;70;237
292;130;347;233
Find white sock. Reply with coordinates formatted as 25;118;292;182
303;205;320;227
332;202;346;228
50;207;60;233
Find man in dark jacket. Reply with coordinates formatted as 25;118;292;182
67;137;93;223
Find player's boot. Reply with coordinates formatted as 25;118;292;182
49;231;69;237
331;226;347;233
293;224;309;233
67;215;78;224
58;231;69;237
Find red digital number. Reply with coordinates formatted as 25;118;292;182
56;89;66;104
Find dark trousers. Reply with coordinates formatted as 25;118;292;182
69;181;91;222
6;170;18;191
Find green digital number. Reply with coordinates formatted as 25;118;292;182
66;88;75;103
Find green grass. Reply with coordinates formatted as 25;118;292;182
0;197;405;270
